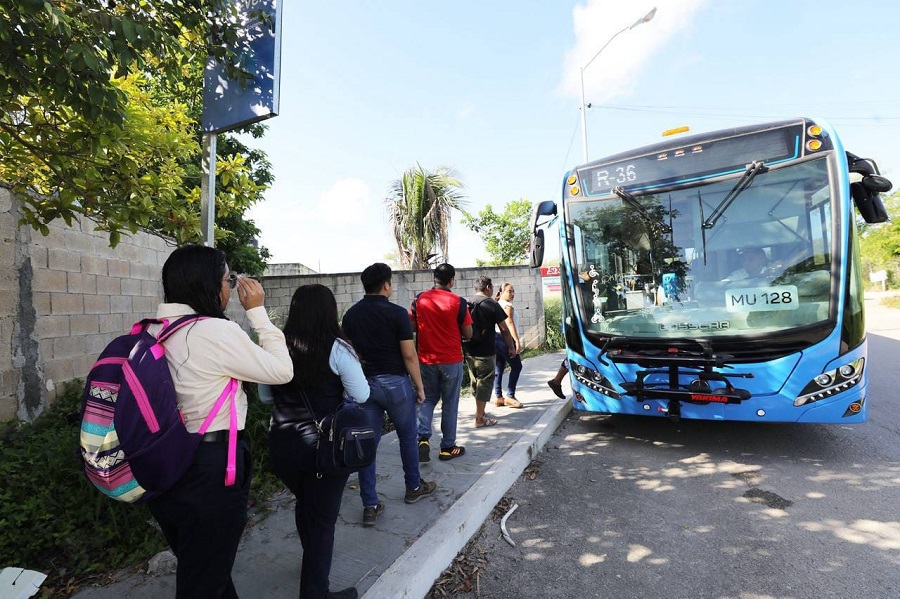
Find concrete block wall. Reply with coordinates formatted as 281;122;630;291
1;187;173;422
256;265;546;349
1;185;545;423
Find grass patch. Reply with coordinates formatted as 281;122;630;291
881;295;900;310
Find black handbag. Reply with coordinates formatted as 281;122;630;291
301;391;377;477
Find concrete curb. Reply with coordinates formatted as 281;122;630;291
362;395;573;598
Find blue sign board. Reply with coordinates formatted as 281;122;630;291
202;0;282;133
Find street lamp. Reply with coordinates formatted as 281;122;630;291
579;7;657;163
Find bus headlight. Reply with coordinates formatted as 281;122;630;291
795;358;865;406
572;363;620;399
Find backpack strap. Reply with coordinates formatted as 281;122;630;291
156;315;239;487
157;315;206;342
458;295;469;326
197;378;240;486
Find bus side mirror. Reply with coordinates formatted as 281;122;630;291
529;201;557;268
847;153;891;224
851;181;890;223
530;229;545;268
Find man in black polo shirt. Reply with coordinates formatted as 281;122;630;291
342;263;437;527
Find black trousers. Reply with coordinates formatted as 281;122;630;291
269;430;349;599
148;437;252;599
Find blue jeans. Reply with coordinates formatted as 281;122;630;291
494;333;523;397
418;362;463;449
358;374;420;507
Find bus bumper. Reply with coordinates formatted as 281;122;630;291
571;381;868;423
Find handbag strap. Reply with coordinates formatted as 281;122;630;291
296;385;328;434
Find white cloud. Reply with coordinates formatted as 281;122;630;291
560;0;709;105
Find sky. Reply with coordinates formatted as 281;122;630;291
245;0;900;274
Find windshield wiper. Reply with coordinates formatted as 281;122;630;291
613;187;671;233
702;161;768;229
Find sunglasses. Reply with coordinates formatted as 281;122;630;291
226;273;237;289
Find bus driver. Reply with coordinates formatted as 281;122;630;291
727;248;768;281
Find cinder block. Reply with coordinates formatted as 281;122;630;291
32;292;50;315
53;335;86;359
81;255;108;276
96;276;121;295
67;272;98;294
99;313;125;334
62;227;96;253
0;250;14;282
0;185;11;210
120;278;142;296
108;259;130;277
131;295;156;315
35;314;70;338
109;295;132;314
43;358;74;388
27;245;48;269
70;314;100;336
141;279;162;298
0;388;17;423
50;292;84;315
48;248;82;272
84;294;111;314
32;269;68;293
73;354;98;379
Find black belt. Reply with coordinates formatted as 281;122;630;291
201;430;245;443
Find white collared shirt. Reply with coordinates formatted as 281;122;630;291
153;303;293;433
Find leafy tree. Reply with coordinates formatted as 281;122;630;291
0;1;272;272
386;164;466;269
462;199;532;266
1;1;253;126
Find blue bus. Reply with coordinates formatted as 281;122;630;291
530;118;892;423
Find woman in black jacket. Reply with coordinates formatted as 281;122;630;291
268;284;370;599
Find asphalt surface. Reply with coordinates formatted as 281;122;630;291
70;351;572;599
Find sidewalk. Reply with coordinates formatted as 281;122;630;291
71;351;571;599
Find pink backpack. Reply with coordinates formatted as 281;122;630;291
80;316;238;503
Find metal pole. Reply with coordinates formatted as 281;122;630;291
580;68;589;164
578;7;657;164
200;132;217;247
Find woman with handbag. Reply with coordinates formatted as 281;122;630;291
268;284;370;599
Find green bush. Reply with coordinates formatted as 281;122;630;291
0;381;280;597
0;382;165;596
542;296;564;351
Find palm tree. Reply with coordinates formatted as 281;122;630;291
386;164;465;269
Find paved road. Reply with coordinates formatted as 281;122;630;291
453;296;900;599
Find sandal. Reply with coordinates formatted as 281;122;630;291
475;416;498;428
503;396;523;409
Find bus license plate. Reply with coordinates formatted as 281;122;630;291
725;285;799;312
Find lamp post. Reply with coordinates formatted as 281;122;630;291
579;7;657;163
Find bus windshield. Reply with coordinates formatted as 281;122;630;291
566;155;834;338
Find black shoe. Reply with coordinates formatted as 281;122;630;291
404;480;437;504
438;445;465;461
362;501;384;527
548;379;566;399
326;587;358;599
418;439;431;463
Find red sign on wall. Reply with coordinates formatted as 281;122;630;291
540;266;560;277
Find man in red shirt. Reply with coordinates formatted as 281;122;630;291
410;263;472;462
